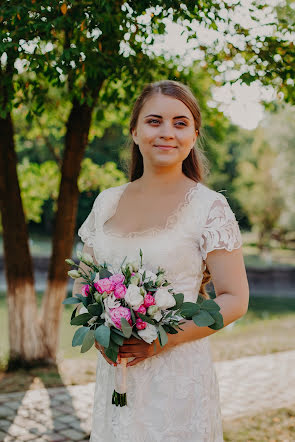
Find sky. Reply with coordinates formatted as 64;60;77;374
146;1;283;131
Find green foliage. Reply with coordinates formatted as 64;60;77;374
14;157;126;226
81;330;95;353
72;326;89;347
94;325;111;348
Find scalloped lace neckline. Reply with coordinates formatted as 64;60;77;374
102;181;201;239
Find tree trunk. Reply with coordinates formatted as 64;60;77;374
40;98;98;359
0;114;46;369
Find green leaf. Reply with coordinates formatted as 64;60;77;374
71;313;92;326
131;329;141;340
162;324;178;334
136;312;155;325
99;268;113;279
112;328;125;338
200;299;221;311
158;325;168;347
81;330;95;353
75;293;88;307
105;338;119;363
94;325;110;348
105;345;119;363
172;293;184;309
192;310;215;327
72;326;89;347
62;297;81;304
130;308;136;324
179;302;201;318
111;331;124;346
208;311;224;330
71;306;78;321
87;303;102;316
120;318;132;338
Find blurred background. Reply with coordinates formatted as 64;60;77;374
0;1;294;440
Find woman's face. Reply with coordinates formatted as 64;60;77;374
131;93;198;169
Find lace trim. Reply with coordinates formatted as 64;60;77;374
199;196;243;260
102;182;201;239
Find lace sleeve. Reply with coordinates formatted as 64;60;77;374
200;194;243;261
77;192;103;248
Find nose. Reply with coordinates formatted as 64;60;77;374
160;122;174;139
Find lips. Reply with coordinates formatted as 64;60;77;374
154;145;176;148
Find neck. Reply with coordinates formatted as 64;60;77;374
136;165;189;192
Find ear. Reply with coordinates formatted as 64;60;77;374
131;128;138;145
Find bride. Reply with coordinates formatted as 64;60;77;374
76;79;249;441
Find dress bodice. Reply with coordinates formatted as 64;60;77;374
78;181;243;303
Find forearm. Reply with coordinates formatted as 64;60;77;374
167;292;247;349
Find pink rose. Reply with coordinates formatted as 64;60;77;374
136;318;147;330
109;273;125;285
94;278;114;294
144;293;156;308
134;304;147;315
114;283;127;299
81;284;90;297
110;306;132;329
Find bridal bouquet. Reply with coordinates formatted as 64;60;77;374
64;249;224;407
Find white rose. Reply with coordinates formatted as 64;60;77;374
102;299;117;328
125;284;144;310
154;288;176;310
137;323;158;344
138;268;157;284
152;309;162;322
104;293;120;309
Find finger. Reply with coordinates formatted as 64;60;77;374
126;357;146;367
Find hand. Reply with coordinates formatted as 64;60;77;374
95;340;117;367
119;336;161;367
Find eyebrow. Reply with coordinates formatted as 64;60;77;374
144;114;190;120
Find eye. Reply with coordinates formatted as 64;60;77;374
147;119;160;124
147;119;187;126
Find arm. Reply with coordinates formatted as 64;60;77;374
166;246;249;350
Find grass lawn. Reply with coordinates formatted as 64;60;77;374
223;405;295;441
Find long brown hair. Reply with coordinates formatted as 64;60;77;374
127;79;211;300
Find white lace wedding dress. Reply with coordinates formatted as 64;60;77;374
78;181;243;442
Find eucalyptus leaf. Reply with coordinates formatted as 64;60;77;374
200;299;221;311
72;326;89;347
62;297;81;304
158;325;168;347
172;293;184;309
192;310;215;327
94;325;110;348
179;302;200;318
71;313;92;326
120;318;132;338
208;311;224;330
105;345;119;364
75;293;88;307
111;331;124;346
81;330;95;353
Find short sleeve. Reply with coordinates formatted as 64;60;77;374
199;194;243;261
77;192;102;248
